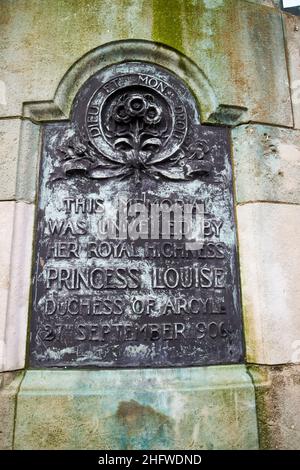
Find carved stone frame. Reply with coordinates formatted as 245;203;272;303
4;39;247;371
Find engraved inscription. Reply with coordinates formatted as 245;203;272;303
29;62;244;367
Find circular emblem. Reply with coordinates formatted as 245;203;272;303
58;62;210;182
85;73;188;165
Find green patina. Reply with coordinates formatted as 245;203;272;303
13;367;259;450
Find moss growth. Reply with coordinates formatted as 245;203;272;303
152;0;184;52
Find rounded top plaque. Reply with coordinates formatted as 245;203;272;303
64;62;211;182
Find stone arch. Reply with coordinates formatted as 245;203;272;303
22;39;221;124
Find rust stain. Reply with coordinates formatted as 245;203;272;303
116;399;171;431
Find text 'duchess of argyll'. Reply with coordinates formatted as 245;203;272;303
29;62;244;367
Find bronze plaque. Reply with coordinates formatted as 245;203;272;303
29;62;244;367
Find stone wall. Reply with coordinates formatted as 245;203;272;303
0;0;300;449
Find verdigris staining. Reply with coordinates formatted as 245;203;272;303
29;62;243;367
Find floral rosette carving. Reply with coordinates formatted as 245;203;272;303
57;90;211;182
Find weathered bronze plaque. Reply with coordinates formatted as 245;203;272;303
29;62;244;367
